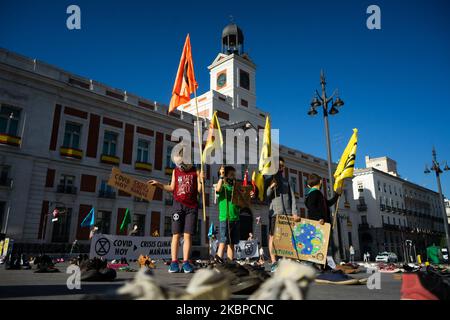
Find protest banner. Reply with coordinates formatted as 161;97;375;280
210;239;259;260
107;167;155;201
89;234;180;260
273;215;330;265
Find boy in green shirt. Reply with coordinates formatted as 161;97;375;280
215;166;240;261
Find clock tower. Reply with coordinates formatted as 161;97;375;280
208;23;256;110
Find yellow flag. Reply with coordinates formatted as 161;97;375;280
333;128;358;191
202;111;223;163
251;171;265;202
258;116;271;176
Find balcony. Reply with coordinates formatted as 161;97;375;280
100;154;120;165
359;223;370;230
60;146;83;159
98;190;116;199
380;204;386;211
56;185;77;194
357;204;368;212
165;167;174;176
386;206;392;212
0;133;21;147
135;161;152;172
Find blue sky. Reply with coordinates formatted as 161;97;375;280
1;0;449;193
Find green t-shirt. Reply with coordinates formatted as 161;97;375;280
216;183;240;222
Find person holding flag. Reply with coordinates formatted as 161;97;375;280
167;33;208;223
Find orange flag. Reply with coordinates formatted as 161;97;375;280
169;34;198;113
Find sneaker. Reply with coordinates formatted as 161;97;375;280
182;261;194;273
168;261;180;273
270;262;278;273
214;255;224;264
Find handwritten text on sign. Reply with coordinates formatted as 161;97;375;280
108;167;155;201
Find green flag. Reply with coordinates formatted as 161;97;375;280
120;208;131;232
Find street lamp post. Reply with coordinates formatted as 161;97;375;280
424;147;450;252
307;70;345;262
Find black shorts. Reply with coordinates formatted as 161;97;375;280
171;201;198;235
269;215;276;236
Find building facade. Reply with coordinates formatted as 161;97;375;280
0;24;359;258
353;156;446;261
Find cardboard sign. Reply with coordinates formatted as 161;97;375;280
210;240;259;259
273;215;330;265
231;181;253;208
89;234;180;260
108;167;155;201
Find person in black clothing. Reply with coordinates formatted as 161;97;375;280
305;173;341;225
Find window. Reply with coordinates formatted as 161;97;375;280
102;131;117;156
0;165;11;187
382;215;385;224
132;214;145;236
361;215;367;224
63;122;81;149
137;139;150;163
240;99;248;107
99;180;115;198
0;105;21;136
383;183;387;192
164;216;172;237
348;232;353;246
58;174;76;194
51;208;72;243
239;69;250;90
0;201;5;233
377;181;381;191
96;210;111;234
290;176;297;193
387;216;390;225
166;146;174;168
389;185;392;194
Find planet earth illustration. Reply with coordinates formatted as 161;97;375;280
291;223;324;255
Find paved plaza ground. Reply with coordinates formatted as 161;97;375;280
0;261;402;300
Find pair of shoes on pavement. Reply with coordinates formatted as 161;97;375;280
315;270;367;285
250;259;316;300
214;261;266;295
91;267;230;300
168;261;194;273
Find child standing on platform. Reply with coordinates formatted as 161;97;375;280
149;153;204;273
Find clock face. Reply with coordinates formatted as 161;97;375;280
217;72;227;89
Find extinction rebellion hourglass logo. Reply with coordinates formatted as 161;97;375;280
95;237;111;256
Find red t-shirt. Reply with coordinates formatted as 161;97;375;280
173;167;198;208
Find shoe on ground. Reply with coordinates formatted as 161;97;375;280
214;255;224;264
250;259;316;300
182;261;194;273
315;272;361;285
270;262;278;273
168;261;180;273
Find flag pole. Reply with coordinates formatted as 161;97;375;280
193;88;207;221
332;180;345;230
